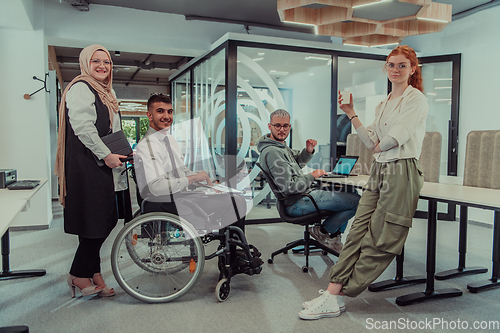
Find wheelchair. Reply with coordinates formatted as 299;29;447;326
111;188;263;303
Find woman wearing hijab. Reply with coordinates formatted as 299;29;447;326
55;45;127;298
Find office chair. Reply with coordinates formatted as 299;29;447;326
256;163;339;272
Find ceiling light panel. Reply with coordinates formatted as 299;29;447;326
277;0;452;47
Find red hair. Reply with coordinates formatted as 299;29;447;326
386;45;424;93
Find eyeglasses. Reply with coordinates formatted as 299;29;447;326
385;63;410;70
90;59;112;66
270;123;291;130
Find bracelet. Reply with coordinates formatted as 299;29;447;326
349;115;358;121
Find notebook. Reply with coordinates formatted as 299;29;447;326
101;130;133;156
321;155;359;178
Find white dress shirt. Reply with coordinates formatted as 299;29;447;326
135;127;196;197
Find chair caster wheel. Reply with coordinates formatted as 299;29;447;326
302;266;309;273
283;250;288;254
322;251;328;256
215;278;230;302
268;258;273;264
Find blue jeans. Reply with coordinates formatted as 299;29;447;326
285;189;360;234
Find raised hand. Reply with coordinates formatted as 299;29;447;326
306;139;317;154
338;90;355;117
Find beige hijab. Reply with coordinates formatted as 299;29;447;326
54;45;119;207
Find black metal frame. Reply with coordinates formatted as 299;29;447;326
413;53;461;221
419;53;461;177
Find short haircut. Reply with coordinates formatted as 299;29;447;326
147;93;172;111
269;109;290;122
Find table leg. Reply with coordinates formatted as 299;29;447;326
1;229;46;281
396;199;462;306
436;205;488;280
467;210;500;292
368;247;426;292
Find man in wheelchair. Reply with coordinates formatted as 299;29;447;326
132;94;263;299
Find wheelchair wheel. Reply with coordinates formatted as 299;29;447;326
215;278;230;302
111;212;205;303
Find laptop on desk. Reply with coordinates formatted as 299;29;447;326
321;155;359;178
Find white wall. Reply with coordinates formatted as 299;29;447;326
0;25;52;227
404;7;500;225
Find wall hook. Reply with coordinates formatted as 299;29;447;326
24;73;50;100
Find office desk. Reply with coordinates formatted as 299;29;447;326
0;179;47;280
318;176;500;305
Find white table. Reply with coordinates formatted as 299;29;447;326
0;179;47;280
318;176;500;305
0;200;27;238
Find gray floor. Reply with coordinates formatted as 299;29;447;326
1;201;499;333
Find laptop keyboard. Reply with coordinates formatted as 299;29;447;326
7;180;40;190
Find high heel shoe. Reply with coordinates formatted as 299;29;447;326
67;275;101;298
93;273;115;297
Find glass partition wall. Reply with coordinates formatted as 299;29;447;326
169;39;461;218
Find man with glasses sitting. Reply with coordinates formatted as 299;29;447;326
257;109;360;252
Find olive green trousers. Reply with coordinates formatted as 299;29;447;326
329;158;424;297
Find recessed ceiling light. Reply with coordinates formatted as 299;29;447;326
417;17;449;23
252;57;264;62
283;20;318;34
305;56;330;61
370;43;399;48
344;43;370;48
269;70;289;75
258;52;265;56
352;0;390;9
349;61;356;64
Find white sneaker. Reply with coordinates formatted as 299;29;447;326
309;225;329;243
298;290;341;320
303;290;346;312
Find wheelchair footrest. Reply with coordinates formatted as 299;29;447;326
231;246;264;276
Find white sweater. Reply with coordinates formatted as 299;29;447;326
356;85;429;163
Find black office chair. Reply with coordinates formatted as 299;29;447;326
256;163;339;272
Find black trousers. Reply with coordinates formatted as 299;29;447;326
69;236;106;278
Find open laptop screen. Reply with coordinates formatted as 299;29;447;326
332;156;358;175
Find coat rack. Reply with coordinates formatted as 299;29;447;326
24;73;50;100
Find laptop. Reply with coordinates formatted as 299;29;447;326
321;155;359;178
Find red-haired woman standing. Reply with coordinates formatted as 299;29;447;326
299;45;428;320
